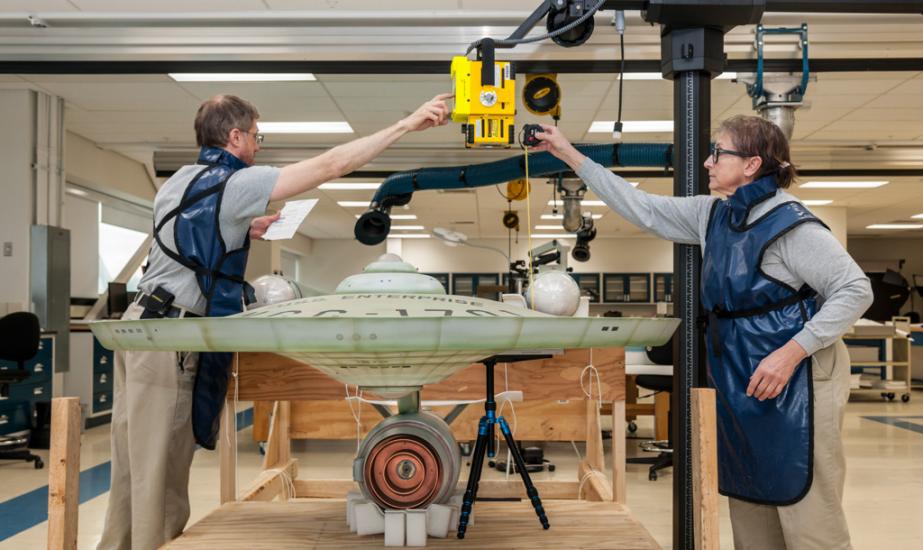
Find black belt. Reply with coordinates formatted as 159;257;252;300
137;293;201;319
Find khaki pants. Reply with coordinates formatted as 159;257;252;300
98;303;198;550
729;340;853;550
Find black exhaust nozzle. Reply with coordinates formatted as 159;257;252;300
354;210;392;245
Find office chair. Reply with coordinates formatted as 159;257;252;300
626;337;673;481
0;311;44;469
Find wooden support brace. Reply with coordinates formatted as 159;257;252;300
47;397;81;550
585;399;605;472
262;400;291;470
654;390;670;442
692;388;719;550
219;391;238;505
578;460;613;502
611;400;626;504
293;479;583;500
241;458;299;502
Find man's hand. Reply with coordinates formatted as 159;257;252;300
530;124;587;171
249;212;281;240
746;340;808;401
399;93;453;132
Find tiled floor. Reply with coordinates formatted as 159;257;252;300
1;395;921;549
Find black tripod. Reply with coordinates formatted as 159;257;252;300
457;355;551;538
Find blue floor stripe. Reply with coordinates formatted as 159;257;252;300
0;407;253;542
863;415;923;435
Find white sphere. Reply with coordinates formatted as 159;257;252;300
527;271;581;316
249;275;303;309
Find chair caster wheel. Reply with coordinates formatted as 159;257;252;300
35;458;44;469
649;470;658;481
627;421;638;434
901;393;910;403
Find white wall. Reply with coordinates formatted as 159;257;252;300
810;206;847;246
65;131;156;203
0;90;35;308
297;239;387;293
62;193;99;299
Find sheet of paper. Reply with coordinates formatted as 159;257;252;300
262;199;318;240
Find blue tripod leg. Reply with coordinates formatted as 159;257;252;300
499;416;550;529
457;416;489;539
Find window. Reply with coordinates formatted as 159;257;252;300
98;223;147;293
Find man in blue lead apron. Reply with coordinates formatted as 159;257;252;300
531;116;872;549
98;92;452;550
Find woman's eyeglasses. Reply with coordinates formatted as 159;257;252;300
710;146;750;163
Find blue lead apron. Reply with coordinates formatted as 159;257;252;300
154;146;251;450
701;175;827;505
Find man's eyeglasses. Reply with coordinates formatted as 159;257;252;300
237;129;264;144
710;146;750;164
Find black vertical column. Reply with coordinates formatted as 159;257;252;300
671;68;711;549
659;24;725;549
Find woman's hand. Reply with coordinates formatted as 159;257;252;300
746;340;808;401
399;93;453;132
249;212;281;240
531;124;587;171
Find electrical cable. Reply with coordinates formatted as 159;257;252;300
524;147;535;307
465;0;605;55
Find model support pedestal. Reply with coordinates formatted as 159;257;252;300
457;355;551;538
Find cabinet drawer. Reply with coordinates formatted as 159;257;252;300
0;361;49;384
93;338;115;370
27;358;51;383
9;381;51;402
0;401;32;435
93;390;113;414
93;369;113;392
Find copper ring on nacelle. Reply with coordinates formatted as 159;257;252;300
363;434;443;509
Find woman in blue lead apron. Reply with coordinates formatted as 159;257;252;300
532;115;871;549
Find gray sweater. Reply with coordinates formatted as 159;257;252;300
576;159;873;356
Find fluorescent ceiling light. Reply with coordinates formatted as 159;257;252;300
355;214;417;220
535;225;574;230
338;201;371;207
799;181;888;189
387;234;430;239
802;200;833;206
620;72;736;80
390;225;424;230
866;224;923;230
541;213;603;220
169;73;315;82
319;182;381;190
589;120;673;133
910;213;923;219
547;200;610;206
258;122;353;134
530;233;578;239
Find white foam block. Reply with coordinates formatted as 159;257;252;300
384;510;406;547
355;502;385;536
425;504;452;538
405;510;428;546
346;491;364;532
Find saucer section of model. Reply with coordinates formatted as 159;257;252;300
91;310;678;354
237;292;538;319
